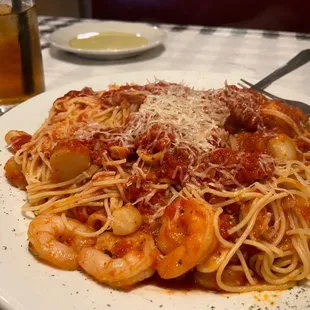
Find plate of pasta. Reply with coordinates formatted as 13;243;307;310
1;70;310;310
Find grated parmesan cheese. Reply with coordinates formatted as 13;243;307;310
121;84;230;152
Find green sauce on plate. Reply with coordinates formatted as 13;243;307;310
69;32;148;50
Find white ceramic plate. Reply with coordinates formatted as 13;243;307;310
1;71;310;310
49;21;167;59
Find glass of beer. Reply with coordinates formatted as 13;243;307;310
0;0;45;107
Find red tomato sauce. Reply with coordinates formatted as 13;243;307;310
10;134;31;153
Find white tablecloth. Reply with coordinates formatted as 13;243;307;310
39;16;310;98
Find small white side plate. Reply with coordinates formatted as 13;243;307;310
49;21;167;59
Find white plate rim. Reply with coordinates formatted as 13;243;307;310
1;70;310;310
49;21;167;57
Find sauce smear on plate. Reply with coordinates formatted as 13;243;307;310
69;32;148;50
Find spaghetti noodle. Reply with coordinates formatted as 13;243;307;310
4;81;310;292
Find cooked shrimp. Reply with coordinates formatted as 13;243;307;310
196;247;230;273
156;198;218;279
78;231;158;288
194;268;247;290
28;214;95;270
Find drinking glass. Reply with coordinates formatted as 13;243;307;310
0;0;45;109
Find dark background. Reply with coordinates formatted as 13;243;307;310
90;0;310;33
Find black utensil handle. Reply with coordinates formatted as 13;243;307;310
254;49;310;89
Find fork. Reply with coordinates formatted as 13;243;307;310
251;49;310;89
238;79;310;115
237;49;310;115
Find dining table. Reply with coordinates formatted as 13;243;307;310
38;16;310;98
2;15;310;310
